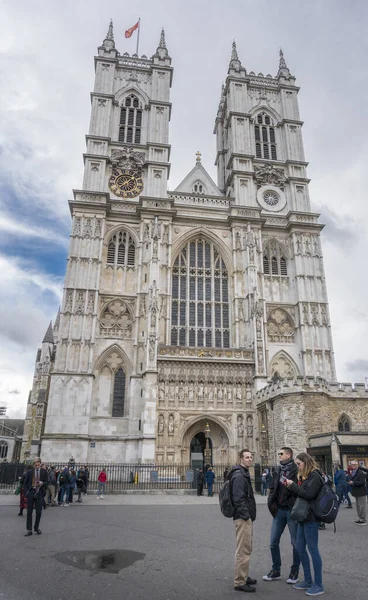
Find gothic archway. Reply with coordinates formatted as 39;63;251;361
181;417;231;465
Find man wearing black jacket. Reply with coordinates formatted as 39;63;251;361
348;461;367;525
263;447;300;584
230;449;257;593
23;458;48;536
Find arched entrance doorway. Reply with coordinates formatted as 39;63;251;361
190;431;213;466
182;417;230;466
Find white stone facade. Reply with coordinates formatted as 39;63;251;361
41;30;338;464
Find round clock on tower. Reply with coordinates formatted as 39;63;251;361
109;168;144;198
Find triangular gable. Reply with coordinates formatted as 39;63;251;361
174;161;223;196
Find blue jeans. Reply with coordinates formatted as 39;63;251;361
60;485;69;504
270;508;300;572
207;483;213;496
98;482;106;496
296;522;322;587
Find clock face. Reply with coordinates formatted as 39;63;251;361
109;169;144;198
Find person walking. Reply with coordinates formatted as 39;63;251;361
18;465;32;516
230;449;257;593
197;469;205;496
59;466;71;506
68;470;77;504
285;452;324;596
347;461;367;525
263;447;300;584
205;467;215;497
97;468;107;499
76;470;86;503
46;466;57;506
334;465;351;507
23;458;48;536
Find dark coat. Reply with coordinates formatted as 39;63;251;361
288;470;323;522
197;472;205;485
23;467;48;493
205;470;215;485
230;466;256;521
348;468;366;498
267;461;299;516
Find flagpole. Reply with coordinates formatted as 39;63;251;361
136;18;141;55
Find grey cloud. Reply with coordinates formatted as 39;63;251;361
346;359;368;372
317;205;358;247
8;389;21;395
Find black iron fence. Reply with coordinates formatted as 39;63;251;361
0;462;235;492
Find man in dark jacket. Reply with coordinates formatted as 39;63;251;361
196;469;205;496
230;449;257;593
23;458;48;536
348;461;367;525
263;447;300;584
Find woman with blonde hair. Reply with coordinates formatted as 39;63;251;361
285;452;324;597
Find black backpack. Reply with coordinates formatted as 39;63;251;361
219;468;246;518
310;473;339;524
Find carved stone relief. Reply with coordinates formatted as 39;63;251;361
267;308;295;343
99;299;133;338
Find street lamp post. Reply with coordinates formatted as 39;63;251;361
204;422;211;466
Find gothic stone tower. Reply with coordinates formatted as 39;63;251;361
41;30;336;465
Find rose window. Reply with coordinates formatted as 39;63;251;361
263;190;279;206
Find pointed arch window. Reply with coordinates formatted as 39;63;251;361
254;112;277;160
338;414;351;432
119;94;142;144
263;240;288;277
171;239;230;348
106;231;136;268
112;368;126;417
193;181;206;194
0;441;8;459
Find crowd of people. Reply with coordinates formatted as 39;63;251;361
16;452;367;595
227;448;367;596
16;461;108;535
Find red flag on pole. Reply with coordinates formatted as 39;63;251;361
125;21;139;38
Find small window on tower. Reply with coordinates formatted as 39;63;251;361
118;94;143;144
254;112;277;160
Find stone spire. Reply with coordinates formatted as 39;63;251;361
155;27;169;58
228;40;246;75
277;47;291;78
42;321;54;344
159;28;167;49
53;307;61;331
102;19;115;51
106;19;114;41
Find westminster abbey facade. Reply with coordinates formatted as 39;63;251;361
22;23;368;469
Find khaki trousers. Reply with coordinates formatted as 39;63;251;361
234;518;253;587
356;496;367;522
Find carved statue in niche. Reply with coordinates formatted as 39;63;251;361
149;281;159;329
235;230;242;250
237;415;244;437
257;346;265;371
162;225;169;244
217;387;223;402
148;335;156;361
246;415;253;437
143;223;150;242
169;384;175;401
158;414;164;434
178;385;185;404
168;414;174;435
188;385;194;403
197;384;204;403
208;387;214;403
236;386;242;402
159;386;165;404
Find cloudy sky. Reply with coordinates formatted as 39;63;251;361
0;0;367;418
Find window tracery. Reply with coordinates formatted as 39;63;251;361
254;112;277;160
267;308;295;343
263;240;288;276
118;94;142;144
171;239;230;348
112;368;126;417
192;181;205;194
0;441;8;459
338;414;351;432
107;231;136;268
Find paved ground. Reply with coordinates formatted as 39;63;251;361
0;495;366;600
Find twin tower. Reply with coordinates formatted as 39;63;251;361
24;23;337;466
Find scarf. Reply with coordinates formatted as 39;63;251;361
279;458;296;482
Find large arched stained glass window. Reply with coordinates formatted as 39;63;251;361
112;368;126;417
171;239;230;348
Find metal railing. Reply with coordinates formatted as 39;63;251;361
0;462;232;492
